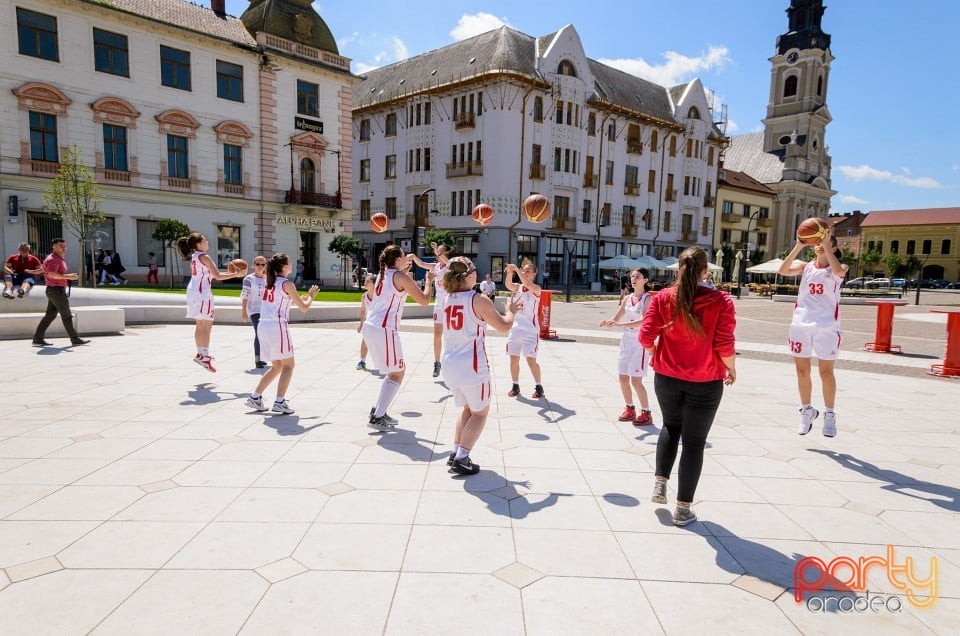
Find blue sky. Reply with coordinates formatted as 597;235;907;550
226;1;958;214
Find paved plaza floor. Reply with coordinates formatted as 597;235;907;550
0;320;958;634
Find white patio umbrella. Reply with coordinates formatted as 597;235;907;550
665;261;723;272
598;254;643;269
634;255;667;270
746;258;806;275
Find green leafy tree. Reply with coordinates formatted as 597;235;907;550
839;247;857;271
883;252;904;278
749;249;765;266
329;234;361;290
903;255;922;278
152;218;191;288
860;248;882;277
425;228;455;252
42;145;104;287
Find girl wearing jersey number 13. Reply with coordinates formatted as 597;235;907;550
440;257;517;475
779;225;848;438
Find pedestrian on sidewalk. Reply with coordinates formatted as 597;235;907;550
778;226;847;438
32;238;90;347
599;268;654;426
147;252;160;285
440;257;517;475
241;255;268;369
244;253;318;415
640;247;736;527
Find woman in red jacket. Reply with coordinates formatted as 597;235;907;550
639;247;736;526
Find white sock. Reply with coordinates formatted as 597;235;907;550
451;444;460;455
373;379;401;418
801;403;812;411
275;396;285;403
200;347;210;357
251;392;261;400
455;446;470;460
825;408;835;414
626;403;634;408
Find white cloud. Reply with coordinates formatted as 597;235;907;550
350;37;410;75
952;164;959;172
392;37;409;61
837;164;941;189
598;46;731;87
838;194;868;205
337;31;359;49
353;61;379;75
450;12;513;41
724;119;739;134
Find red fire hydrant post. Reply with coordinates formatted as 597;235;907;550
929;309;960;378
863;300;909;354
538;290;557;340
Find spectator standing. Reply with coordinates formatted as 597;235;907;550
4;242;43;299
241;256;269;369
109;250;127;285
32;238;90;347
293;260;305;288
147;252;160;285
479;273;497;300
99;250;119;285
640;247;736;527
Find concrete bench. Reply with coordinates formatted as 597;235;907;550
0;306;125;340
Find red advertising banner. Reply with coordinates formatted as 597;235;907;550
538;290;553;339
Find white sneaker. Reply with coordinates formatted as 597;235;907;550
245;395;266;411
272;399;295;414
822;411;837;438
2;290;12;299
798;406;819;436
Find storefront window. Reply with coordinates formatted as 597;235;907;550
136;220;165;267
216;225;241;267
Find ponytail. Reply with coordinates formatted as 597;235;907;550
442;257;475;293
379;245;403;272
266;252;289;290
672;247;707;337
176;232;204;258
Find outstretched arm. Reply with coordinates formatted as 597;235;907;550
474;292;516;333
285;280;318;312
199;254;244;281
395;269;435;306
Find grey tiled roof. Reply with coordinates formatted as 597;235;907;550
85;0;257;47
668;83;689;105
722;132;784;185
586;60;677;125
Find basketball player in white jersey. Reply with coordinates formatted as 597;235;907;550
440;257;517;475
244;253;318;414
779;226;848;437
176;232;244;372
409;242;452;377
363;245;435;430
503;259;545;398
599;268;654;426
356;273;376;370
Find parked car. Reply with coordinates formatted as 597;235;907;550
865;278;892;289
906;278;950;289
891;278;906;288
946;281;960;289
927;279;951;289
844;277;872;289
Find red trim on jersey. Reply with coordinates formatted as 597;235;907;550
472;340;478;372
382;296;396;328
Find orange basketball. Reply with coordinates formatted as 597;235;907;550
472;203;495;226
797;217;828;245
524;194;550;223
370;212;389;233
227;258;248;274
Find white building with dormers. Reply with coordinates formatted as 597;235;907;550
0;0;355;283
351;25;726;287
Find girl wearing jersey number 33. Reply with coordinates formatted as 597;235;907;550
779;225;847;438
440;257;517;475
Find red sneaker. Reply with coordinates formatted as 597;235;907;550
194;356;217;373
507;384;520;398
618;406;636;422
634;411;653;426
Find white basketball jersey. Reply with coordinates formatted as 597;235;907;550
622;292;650;331
792;261;843;329
511;285;539;333
366;269;408;331
440;291;489;386
433;262;449;309
260;276;293;323
362;291;373;311
187;251;213;296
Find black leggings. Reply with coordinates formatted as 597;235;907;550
654;374;724;503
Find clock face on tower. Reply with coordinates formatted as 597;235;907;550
787;51;799;64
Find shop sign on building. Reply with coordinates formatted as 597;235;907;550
277;215;337;230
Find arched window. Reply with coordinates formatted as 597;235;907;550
687;106;700;120
300;158;316;193
557;60;577;77
816;74;823;97
783;75;798;98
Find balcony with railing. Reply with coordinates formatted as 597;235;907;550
704;195;715;207
103;169;130;184
621;224;638;238
285;189;342;208
404;213;435;229
165;176;191;190
223;183;244;196
446;161;483;178
583;173;599;188
665;189;678;202
758;217;774;227
627;139;644;154
453;112;476;129
529;163;545;180
679;231;697;243
550;216;577;232
31;160;60;176
624;183;641;196
721;212;740;223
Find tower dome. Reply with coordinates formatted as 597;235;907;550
241;0;339;54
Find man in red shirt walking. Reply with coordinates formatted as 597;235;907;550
32;238;90;347
3;242;43;299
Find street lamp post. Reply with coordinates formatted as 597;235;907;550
740;209;762;288
412;187;436;258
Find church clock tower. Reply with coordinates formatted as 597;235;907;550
762;0;836;249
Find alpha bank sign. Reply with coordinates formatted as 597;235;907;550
277;215;337;230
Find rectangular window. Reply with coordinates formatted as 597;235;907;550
587;112;596;136
625;165;638;186
722;200;733;215
359;199;371;221
29;111;58;162
605;160;614;185
566;102;573;126
890;240;899;254
424;102;431;124
385;154;396;179
359;158;370;182
708;146;714;166
103;124;127;171
414;149;421;172
223;144;242;185
136;219;165;267
415;103;422;126
683;175;690;195
906;240;915;255
581;199;592;224
669;136;676;156
663;210;672;232
922;239;932;255
359;119;370;141
647;169;656;193
666;173;675;199
741;203;750;217
942;239;952;255
424;148;431;171
533;97;543;122
701;217;710;236
686;138;693;158
564;148;571;173
216;60;244;102
385;113;397;136
758;206;768;218
650;130;659;151
601;203;611;226
93;28;128;76
607;121;616;141
160;45;191;90
555;100;564;124
643;209;653;231
451;192;457;216
216;225;241;268
553;147;562;172
385;197;397;219
297;79;319;116
167;134;188;178
17;8;58;61
721;229;732;243
554;196;570;219
758;232;767;246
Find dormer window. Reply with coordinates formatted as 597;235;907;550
557;60;577;77
687;106;700;120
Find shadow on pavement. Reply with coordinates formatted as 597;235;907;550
181;383;246;406
515;396;577;423
262;415;326;436
371;426;438;462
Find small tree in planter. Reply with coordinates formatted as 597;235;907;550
424;228;455;252
152;219;191;288
328;234;360;290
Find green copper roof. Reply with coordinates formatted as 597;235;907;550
241;0;339;54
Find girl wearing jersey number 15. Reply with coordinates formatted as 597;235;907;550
440;257;517;475
779;226;848;438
